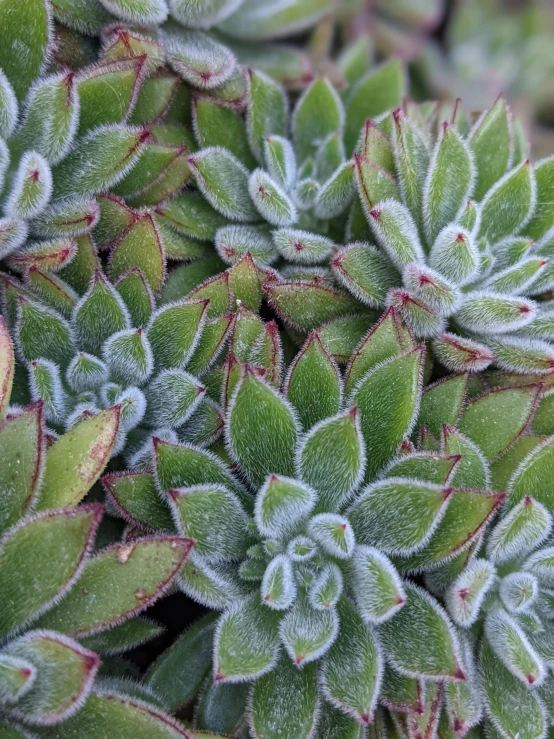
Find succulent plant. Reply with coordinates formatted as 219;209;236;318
0;317;197;735
111;309;554;739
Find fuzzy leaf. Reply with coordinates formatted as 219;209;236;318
391;109;429;238
500;572;539;614
308;513;355;559
215;225;276;266
0;505;101;638
429;225;479;286
378;582;463;680
104;328;153;386
109;215;165;295
264;135;296;189
367;199;424;270
321;598;383;725
331;242;399;308
247;70;287;164
349;478;451;556
194;97;256;170
0;0;50;102
227;368;297;488
469;97;512;201
424;124;474;246
165;29;235;90
280;594;338;666
0;317;14;420
52;125;147;198
102;471;174;532
36;536;192;637
37;407;120;510
260;554;296;610
479;161;535;245
418;375;467;439
432;332;495;373
297;408;365;510
249;168;297;227
17;298;75;368
487;497;551;564
286;332;341;431
458;384;539;461
314;160;355;218
145;369;205;428
214;596;280;681
446;559;496;627
147;299;208;371
74;272;130;355
156;192;229;241
188;147;257;221
170;484;248;562
351;546;406;624
1;631;100;726
351;348;423;480
293;77;343;164
526;157;554;241
0;655;35;704
250;656;319;739
255;475;315;539
384;453;459;485
379;668;424;715
508;436;554;510
481;639;546;739
6;151;52;220
114;269;153;328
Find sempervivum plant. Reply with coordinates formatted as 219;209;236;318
0;318;195;736
127;309;554;739
328;96;554;375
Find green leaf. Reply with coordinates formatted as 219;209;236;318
280;594;338;665
273;228;333;264
79;616;163;656
37;406;120;510
215;225;276;266
109;214;165;296
0;654;35;704
366;199;424;269
156;192;229;241
423;123;474;246
354;154;399;218
508;436;554;510
314;160;355;218
481;638;546;739
293;77;343;164
0;69;17;138
147;299;208;371
0;403;43;534
36;536;192;636
246;70;287;164
418;374;467;439
1;630;100;726
165;29;235;90
344;60;404;156
297;408;365;511
351;546;406;624
525;157;554;241
469;96;512;201
458;385;540;461
59;234;99;295
170;484;248;562
214;596;280;681
227;367;297;488
349;478;452;555
102;471;173;531
384;452;459;485
228;252;264;311
251;656;319;739
429;225;479;286
0;0;50;101
114;268;153;328
16;297;75;368
266;281;361;333
255;475;315;539
248;168;297;227
145;612;217;712
442;425;489;489
379;668;424;714
285;332;341;431
479;161;535;245
52;125;147;198
145;369;205;428
154;439;249;507
0;505;101;638
378;582;463;680
193;97;256;170
446;559;496;627
487;497;551;564
344;308;413;396
432;332;494;373
351;347;423;480
188;146;257;222
6;151;52;221
73;271;130;355
99;0;167;24
40;690;196;738
391;109;429;239
490;436;544;493
195;681;248;736
331;242;399;308
219;0;331;40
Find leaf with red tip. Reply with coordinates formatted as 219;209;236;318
406;681;443;739
508;436;554;510
1;630;100;726
102;471;173;532
378;582;463;681
266;281;361;333
417;374;467;440
0;505;101;637
446;559;496;627
165;29;235;90
250;656;319;739
384;453;460;485
0;403;44;534
351;347;423;480
432;332;494;373
286;332;341;431
331;242;399;308
0;316;14;420
36;536;192;637
379;668;424;715
458;385;540;461
351;546;406;624
442;425;490;490
280;594;338;666
355;155;399;216
37;406;120;510
344;308;414;396
485;608;545;687
39;689;198;737
110;214;165;295
0;654;36;704
227;368;298;488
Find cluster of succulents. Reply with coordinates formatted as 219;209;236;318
2;0;554;737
